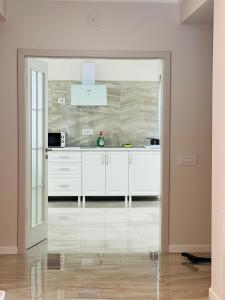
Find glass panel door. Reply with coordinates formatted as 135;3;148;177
31;71;45;228
27;59;48;249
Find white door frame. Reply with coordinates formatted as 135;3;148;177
17;49;171;254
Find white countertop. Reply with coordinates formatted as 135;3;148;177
48;146;160;152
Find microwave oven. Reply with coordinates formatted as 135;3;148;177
48;132;66;148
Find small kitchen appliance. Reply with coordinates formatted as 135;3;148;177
48;132;66;148
144;138;160;147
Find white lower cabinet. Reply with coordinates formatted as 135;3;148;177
129;151;160;196
48;176;81;196
48;149;160;198
48;151;81;197
82;152;106;196
105;152;128;196
82;151;129;196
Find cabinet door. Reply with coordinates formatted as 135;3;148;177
129;151;160;196
48;175;81;196
82;152;106;196
106;152;129;196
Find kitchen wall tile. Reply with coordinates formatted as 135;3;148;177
48;80;160;146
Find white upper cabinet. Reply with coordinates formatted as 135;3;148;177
129;151;160;196
105;152;129;196
82;151;106;196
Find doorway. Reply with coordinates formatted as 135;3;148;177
18;50;171;254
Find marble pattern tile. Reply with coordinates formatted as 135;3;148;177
0;201;210;299
48;81;160;146
0;246;211;300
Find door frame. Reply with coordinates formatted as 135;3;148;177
17;49;171;254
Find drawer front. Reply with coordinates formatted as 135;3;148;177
48;163;81;174
48;176;81;196
48;151;81;163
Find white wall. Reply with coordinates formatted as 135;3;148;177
43;59;162;81
211;0;225;299
0;0;213;252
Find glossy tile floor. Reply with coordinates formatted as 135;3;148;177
0;199;211;299
48;199;160;253
0;242;211;300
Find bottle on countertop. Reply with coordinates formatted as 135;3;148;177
97;131;105;147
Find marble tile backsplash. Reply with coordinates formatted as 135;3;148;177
48;81;160;147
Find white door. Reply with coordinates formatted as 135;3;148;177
26;59;48;249
82;151;106;196
129;151;160;196
106;152;129;196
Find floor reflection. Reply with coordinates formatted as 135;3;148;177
0;241;211;300
48;200;160;253
0;200;211;299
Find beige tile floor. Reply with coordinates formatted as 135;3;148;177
48;200;160;253
0;200;211;299
0;242;211;300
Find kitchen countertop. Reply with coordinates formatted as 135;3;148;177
48;146;160;152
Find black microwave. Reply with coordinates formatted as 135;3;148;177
48;132;66;148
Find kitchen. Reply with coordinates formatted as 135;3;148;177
30;57;162;253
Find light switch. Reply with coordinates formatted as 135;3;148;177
177;154;198;166
82;128;94;136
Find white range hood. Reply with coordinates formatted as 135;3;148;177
71;62;107;106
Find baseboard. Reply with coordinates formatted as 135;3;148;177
0;247;17;254
169;244;211;253
209;288;220;300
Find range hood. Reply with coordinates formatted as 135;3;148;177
71;62;107;106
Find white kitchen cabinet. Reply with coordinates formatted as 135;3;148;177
48;151;81;163
129;151;160;196
105;152;129;196
48;149;160;201
82;151;106;196
48;175;81;196
48;151;81;197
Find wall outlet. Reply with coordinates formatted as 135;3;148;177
58;97;66;104
82;128;94;136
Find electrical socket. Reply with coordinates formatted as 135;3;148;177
58;97;66;104
82;128;94;136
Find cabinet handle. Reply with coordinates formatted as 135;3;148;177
59;156;70;159
106;153;108;165
58;184;70;188
59;168;70;171
102;153;105;165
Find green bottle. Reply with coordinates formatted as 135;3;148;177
97;131;105;147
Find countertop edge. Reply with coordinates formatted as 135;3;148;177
48;147;160;152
